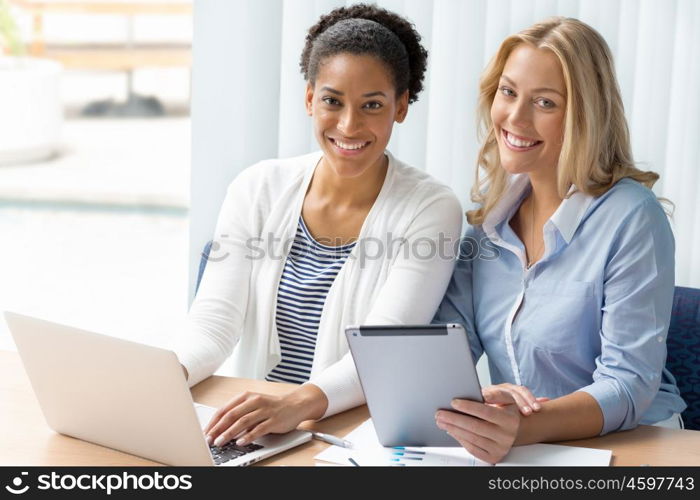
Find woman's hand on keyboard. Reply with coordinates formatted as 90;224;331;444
203;383;328;447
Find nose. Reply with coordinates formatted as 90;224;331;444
508;98;532;130
337;107;363;136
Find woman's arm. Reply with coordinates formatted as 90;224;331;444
439;196;675;463
435;391;602;464
202;187;464;447
172;168;257;387
577;197;675;433
515;392;603;443
432;227;484;364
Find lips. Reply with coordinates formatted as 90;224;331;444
501;129;542;151
328;137;371;156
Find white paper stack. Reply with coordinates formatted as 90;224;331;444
314;419;612;467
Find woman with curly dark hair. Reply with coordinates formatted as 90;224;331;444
174;4;463;451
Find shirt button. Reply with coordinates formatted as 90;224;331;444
657;336;664;343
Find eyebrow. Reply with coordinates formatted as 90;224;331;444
320;86;387;98
500;75;565;98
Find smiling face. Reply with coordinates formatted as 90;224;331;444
305;53;408;178
490;44;567;177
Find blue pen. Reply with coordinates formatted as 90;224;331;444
392;448;426;455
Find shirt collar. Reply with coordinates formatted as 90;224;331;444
481;174;594;245
549;185;595;244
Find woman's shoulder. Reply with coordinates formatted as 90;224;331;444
587;177;671;237
594;177;662;214
391;154;451;190
370;153;463;236
388;153;460;208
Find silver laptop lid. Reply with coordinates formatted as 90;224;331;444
5;311;214;466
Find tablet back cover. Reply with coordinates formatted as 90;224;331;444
346;324;482;447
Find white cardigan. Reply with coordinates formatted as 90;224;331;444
174;150;463;417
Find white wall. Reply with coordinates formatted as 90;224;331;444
189;0;283;302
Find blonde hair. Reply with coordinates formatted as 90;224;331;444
467;17;659;225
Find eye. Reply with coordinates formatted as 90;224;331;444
535;97;556;109
499;86;516;98
322;96;341;106
363;101;383;110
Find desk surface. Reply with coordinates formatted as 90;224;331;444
2;350;698;466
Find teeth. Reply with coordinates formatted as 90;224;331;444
334;139;367;150
505;131;538;148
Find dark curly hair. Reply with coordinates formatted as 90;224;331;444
300;4;428;104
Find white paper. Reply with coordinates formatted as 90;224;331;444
497;442;612;466
314;419;611;467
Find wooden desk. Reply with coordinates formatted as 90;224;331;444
2;350;698;466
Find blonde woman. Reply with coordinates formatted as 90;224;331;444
434;17;686;464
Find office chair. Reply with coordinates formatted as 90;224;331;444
666;286;700;430
195;240;213;295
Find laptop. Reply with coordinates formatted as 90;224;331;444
4;311;311;466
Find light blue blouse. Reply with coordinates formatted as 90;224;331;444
434;176;686;434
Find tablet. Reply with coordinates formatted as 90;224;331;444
345;324;482;447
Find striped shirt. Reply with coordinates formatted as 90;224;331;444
266;217;356;384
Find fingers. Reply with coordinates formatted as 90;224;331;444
234;420;271;447
436;400;520;464
207;396;270;446
482;384;543;415
482;386;530;414
438;420;500;464
203;391;304;448
203;391;250;435
435;409;500;445
517;385;541;410
505;388;534;416
211;409;265;447
438;402;512;443
451;398;505;425
205;392;273;445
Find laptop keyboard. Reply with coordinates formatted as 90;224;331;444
209;441;264;465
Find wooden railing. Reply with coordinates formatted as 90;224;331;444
9;0;191;71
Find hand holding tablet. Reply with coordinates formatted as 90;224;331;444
346;324;483;447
